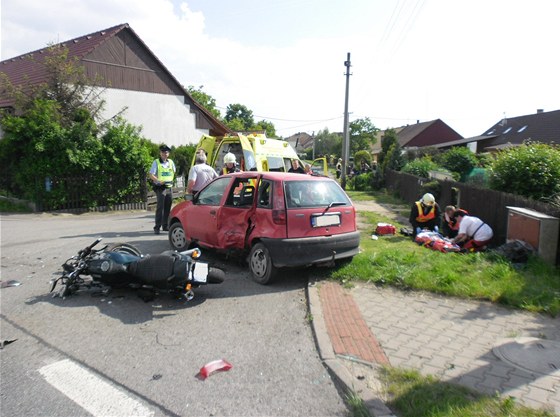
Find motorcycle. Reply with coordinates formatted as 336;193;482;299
49;238;225;301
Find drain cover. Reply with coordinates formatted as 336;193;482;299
493;337;560;379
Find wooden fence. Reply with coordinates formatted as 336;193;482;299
385;169;560;265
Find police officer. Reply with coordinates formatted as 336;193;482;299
149;144;176;234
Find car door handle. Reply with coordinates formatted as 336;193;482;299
210;210;217;215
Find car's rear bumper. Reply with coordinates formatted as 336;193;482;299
261;231;360;267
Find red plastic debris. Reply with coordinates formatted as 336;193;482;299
198;359;232;380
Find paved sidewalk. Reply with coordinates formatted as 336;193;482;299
308;280;560;416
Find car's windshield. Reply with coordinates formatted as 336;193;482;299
285;180;351;208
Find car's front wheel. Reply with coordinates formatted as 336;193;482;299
248;243;277;285
168;222;190;251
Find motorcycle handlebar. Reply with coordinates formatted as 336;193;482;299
79;238;103;257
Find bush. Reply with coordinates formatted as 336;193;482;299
401;157;440;178
172;144;197;177
436;147;477;181
489;142;560;200
350;172;373;191
420;180;442;200
353;150;372;166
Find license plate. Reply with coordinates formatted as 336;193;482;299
192;262;208;283
312;214;340;227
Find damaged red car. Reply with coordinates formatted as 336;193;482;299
168;172;360;284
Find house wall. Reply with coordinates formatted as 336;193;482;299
102;89;209;147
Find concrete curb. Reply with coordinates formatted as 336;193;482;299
307;280;396;417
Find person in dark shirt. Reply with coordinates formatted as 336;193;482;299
288;159;305;174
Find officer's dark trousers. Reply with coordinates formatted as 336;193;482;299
154;187;173;231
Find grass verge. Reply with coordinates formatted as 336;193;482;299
380;366;556;417
0;198;33;213
334;190;560;316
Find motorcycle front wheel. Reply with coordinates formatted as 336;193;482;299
105;243;143;256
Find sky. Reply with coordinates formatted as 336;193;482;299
2;0;560;139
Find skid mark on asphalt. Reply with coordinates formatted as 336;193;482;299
39;359;154;417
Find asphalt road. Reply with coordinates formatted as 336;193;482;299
0;211;348;417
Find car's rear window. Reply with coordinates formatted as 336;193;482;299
284;180;351;208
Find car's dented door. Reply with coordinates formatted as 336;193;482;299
187;177;230;248
216;175;260;249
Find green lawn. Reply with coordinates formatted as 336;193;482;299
335;190;560;317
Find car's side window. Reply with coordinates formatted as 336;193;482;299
257;180;272;208
196;177;230;206
225;178;257;207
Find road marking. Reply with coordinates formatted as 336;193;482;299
39;359;154;417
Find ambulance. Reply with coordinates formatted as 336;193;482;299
194;133;328;175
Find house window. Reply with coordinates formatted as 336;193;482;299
517;125;528;133
503;127;512;134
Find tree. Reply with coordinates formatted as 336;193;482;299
253;119;276;138
371;129;404;189
378;128;398;168
436;146;477;181
0;46;154;209
349;117;378;155
489;142;560;200
186;85;221;119
225;103;254;130
2;44;107;128
353;150;372;166
314;128;342;158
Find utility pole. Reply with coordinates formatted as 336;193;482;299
341;52;351;190
312;132;315;160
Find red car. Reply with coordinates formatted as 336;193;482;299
168;172;360;284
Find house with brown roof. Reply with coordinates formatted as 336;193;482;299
0;23;230;147
371;119;463;160
472;109;560;152
413;109;560;154
285;132;315;153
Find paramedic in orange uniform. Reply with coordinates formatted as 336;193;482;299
409;193;442;237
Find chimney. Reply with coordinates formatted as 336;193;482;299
537;109;544;114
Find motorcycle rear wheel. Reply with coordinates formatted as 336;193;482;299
105;243;143;256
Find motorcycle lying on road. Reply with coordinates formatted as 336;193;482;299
50;238;225;301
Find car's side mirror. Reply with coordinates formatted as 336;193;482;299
184;194;193;202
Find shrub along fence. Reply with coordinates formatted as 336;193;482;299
385;169;560;265
30;173;187;213
33;170;150;213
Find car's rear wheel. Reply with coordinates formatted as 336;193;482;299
169;222;190;251
249;243;277;285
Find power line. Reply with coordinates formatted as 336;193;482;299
215;103;342;123
390;0;426;57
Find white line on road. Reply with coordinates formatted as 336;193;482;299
39;359;154;417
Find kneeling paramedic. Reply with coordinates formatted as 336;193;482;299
409;193;442;237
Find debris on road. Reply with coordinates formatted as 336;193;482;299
0;280;21;288
197;359;232;380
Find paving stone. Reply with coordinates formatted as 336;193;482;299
317;277;559;415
